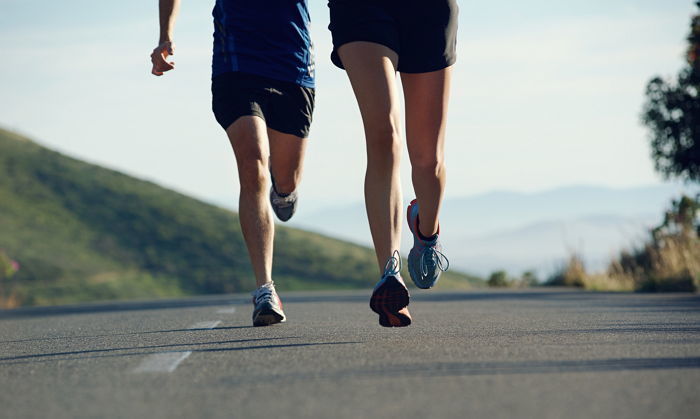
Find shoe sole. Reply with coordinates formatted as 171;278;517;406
406;200;425;289
407;199;418;235
253;309;286;327
370;276;411;327
273;208;294;222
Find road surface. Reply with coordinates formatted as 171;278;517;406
1;288;699;418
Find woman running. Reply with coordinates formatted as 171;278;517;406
328;0;456;327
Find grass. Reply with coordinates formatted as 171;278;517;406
546;195;699;292
0;127;482;307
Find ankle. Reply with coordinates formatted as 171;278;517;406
271;176;297;196
255;280;274;289
416;217;439;240
418;228;438;242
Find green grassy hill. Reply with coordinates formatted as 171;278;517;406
0;128;482;306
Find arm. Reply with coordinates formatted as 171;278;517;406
150;0;181;76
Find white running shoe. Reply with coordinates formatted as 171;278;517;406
251;281;286;326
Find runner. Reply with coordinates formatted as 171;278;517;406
151;0;315;326
328;0;455;326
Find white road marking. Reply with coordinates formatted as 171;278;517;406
188;320;221;330
133;351;192;373
132;320;222;373
216;307;237;314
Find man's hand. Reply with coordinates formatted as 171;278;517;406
151;41;175;76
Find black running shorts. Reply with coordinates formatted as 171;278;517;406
211;72;315;138
328;0;458;73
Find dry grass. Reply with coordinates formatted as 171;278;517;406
549;196;699;293
579;273;635;292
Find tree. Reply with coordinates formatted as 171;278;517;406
641;2;700;182
520;270;539;287
487;270;510;287
652;194;700;239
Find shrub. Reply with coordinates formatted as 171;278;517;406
550;195;699;292
520;270;539;287
487;270;511;287
546;254;586;288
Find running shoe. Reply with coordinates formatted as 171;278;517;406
269;174;298;222
407;199;449;289
370;250;412;327
251;281;286;326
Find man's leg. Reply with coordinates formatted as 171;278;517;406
225;116;273;288
268;128;307;195
337;41;403;272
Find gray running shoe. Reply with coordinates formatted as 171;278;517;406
251;281;286;326
406;199;449;289
269;175;298;222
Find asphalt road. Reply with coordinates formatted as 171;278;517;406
1;288;699;419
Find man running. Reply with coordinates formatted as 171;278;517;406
150;0;315;326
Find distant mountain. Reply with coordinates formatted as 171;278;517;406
0;128;480;306
448;214;658;276
290;185;695;277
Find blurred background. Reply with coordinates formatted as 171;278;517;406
0;0;698;307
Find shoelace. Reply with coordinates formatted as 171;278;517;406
271;191;296;207
383;249;402;277
254;284;274;304
420;246;449;276
270;172;296;207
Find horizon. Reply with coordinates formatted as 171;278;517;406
4;124;696;212
0;0;697;208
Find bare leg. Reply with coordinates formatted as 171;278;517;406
268;128;307;194
401;67;452;237
226;116;273;288
338;42;402;272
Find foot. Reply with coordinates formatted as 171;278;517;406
407;199;449;289
269;174;298;222
370;250;412;327
252;281;286;326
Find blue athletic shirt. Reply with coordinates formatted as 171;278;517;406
212;0;315;88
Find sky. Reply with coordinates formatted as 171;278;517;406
0;0;696;210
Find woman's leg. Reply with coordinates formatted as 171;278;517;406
337;42;403;272
401;67;452;237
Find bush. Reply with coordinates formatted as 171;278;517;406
611;195;699;292
546;254;586;288
487;270;511;287
520;270;539;287
549;195;699;292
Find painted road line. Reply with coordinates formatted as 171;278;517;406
216;307;237;314
133;351;192;373
132;321;220;373
188;320;221;330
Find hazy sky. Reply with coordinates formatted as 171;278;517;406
0;0;695;209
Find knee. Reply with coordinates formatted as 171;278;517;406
365;120;401;166
238;157;268;194
227;117;269;194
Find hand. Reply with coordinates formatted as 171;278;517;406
151;41;175;76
